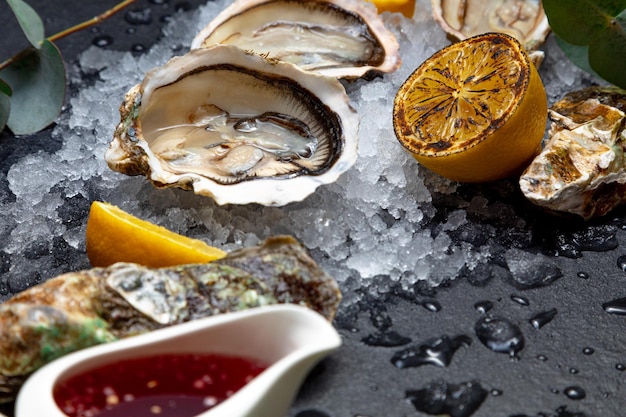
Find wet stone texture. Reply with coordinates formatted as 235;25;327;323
1;0;626;417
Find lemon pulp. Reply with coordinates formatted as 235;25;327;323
86;201;226;268
393;32;547;183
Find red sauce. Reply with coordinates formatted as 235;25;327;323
53;353;268;417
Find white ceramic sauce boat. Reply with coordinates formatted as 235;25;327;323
16;304;341;417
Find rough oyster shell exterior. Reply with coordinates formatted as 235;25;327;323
191;0;400;79
106;45;359;206
519;86;626;219
0;236;341;403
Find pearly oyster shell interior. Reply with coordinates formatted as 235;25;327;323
520;86;626;219
106;45;359;206
191;0;400;79
431;0;550;64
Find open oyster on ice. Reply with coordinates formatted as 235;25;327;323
520;86;626;219
106;45;359;206
431;0;550;64
191;0;400;79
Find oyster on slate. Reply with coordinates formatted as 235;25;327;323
520;86;626;219
0;236;341;403
431;0;550;64
191;0;400;79
106;45;359;206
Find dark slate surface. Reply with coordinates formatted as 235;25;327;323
1;1;625;417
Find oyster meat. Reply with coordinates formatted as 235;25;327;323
106;45;359;206
191;0;400;79
431;0;550;64
519;86;626;219
0;236;341;403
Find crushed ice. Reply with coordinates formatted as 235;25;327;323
0;0;604;301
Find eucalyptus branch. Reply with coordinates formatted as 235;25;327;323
47;0;137;43
0;0;137;72
1;0;139;135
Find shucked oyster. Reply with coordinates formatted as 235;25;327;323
191;0;400;79
520;86;626;219
106;45;359;206
431;0;550;64
0;236;341;403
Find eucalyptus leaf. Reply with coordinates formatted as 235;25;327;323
542;0;626;45
0;40;66;135
0;92;9;132
589;26;626;89
554;36;599;79
0;79;12;97
6;0;45;49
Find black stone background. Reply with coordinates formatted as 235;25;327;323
1;1;626;417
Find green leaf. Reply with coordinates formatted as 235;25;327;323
0;79;12;97
542;0;626;45
6;0;45;48
554;36;599;78
0;40;66;135
589;25;626;89
0;92;9;132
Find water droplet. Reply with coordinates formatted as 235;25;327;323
511;294;529;306
126;27;137;34
582;347;594;355
171;43;183;52
422;300;442;312
391;335;472;369
530;308;558;329
550;387;560;394
475;316;525;357
92;35;113;47
406;380;488;417
124;7;153;25
362;330;411;347
149;0;167;4
569;368;579;374
490;389;503;396
617;255;626;271
474;300;493;314
602;297;626;315
616;363;625;371
537;354;548;361
131;44;147;53
564;386;586;400
556;405;588;417
577;271;589;279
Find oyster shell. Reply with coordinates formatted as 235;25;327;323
106;45;359;206
0;236;341;403
431;0;550;64
191;0;400;79
519;86;626;219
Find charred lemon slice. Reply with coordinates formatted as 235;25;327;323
393;32;547;183
86;201;226;267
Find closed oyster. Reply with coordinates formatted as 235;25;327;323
191;0;400;79
519;86;626;219
431;0;550;64
106;45;359;206
0;236;341;403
